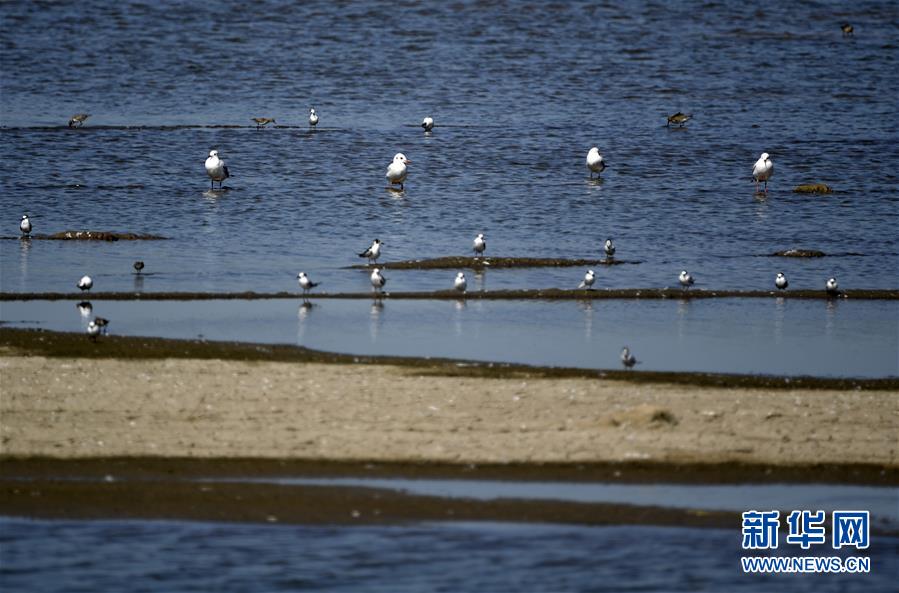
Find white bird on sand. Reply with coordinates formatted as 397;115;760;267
473;233;486;257
586;147;606;178
752;152;773;193
297;272;320;295
77;275;93;292
578;269;595;289
19;215;32;236
775;272;788;290
359;239;382;264
679;270;694;289
604;238;615;258
205;150;230;190
309;107;319;127
620;346;637;369
422;116;434;132
826;277;839;295
87;320;101;341
386;153;411;190
370;268;386;292
454;271;467;293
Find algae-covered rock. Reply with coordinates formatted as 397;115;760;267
793;183;833;194
46;231;166;241
772;249;826;258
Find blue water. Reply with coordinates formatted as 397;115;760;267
1;518;897;593
2;297;897;376
2;0;899;589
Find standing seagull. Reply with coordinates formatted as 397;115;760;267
309;107;319;127
473;233;486;258
87;320;101;342
586;147;605;179
454;271;467;293
205;150;230;190
133;261;145;275
826;277;839;296
775;272;788;290
604;238;615;258
620;346;637;369
752;152;774;193
422;116;434;132
578;269;595;290
679;270;694;289
386;153;411;190
19;215;32;236
359;239;382;264
370;268;387;293
297;272;320;296
68;113;90;128
77;275;93;292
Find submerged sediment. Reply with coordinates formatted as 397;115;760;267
348;256;639;270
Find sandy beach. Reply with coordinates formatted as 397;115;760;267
2;332;896;471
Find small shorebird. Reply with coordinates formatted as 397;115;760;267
454;271;467;293
604;238;615;258
473;233;486;257
826;277;839;295
359;239;382;264
752;152;774;193
841;23;854;36
94;317;110;334
370;267;386;293
133;261;144;274
578;269;595;290
68;113;90;128
87;320;101;341
666;112;692;127
775;272;788;290
205;150;230;190
586;147;605;178
386;153;410;190
297;272;320;296
251;117;276;129
309;107;319;127
19;214;32;236
422;116;434;132
77;275;93;292
679;270;694;289
620;346;637;369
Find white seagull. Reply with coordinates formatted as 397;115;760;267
578;269;595;289
620;346;637;369
473;233;486;257
826;277;839;295
205;150;230;190
775;272;788;290
386;153;411;190
77;275;93;292
87;320;101;341
679;270;694;289
370;268;387;292
20;215;32;236
422;116;434;132
454;271;467;293
604;238;615;258
309;107;319;127
752;152;773;193
359;239;382;264
297;272;320;295
586;147;606;178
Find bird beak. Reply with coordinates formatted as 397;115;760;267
404;159;412;164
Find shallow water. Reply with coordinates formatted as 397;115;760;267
2;297;897;376
1;518;896;593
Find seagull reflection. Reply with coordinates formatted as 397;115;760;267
133;274;145;292
297;301;316;344
773;296;786;344
77;301;93;318
577;299;595;340
473;268;486;291
369;300;384;341
676;298;691;339
453;299;466;336
824;298;838;338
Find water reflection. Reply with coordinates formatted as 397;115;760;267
473;269;486;291
296;301;316;344
369;300;384;341
774;297;786;344
577;299;594;340
133;274;145;292
452;299;466;336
